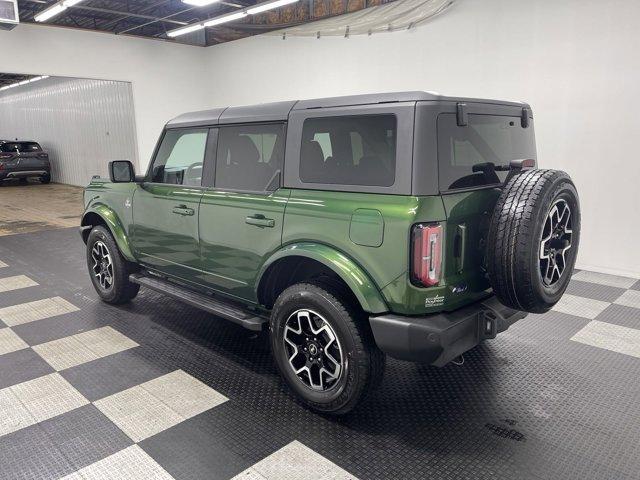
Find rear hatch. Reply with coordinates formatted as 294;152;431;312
437;108;537;304
0;142;49;170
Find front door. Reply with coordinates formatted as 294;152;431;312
132;127;209;281
199;123;289;301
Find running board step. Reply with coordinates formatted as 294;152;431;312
129;273;267;331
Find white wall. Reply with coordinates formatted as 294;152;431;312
202;0;640;277
0;77;137;185
0;23;211;168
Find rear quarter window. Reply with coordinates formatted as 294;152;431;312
299;115;397;187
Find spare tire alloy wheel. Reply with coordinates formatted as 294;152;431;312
487;169;580;313
283;309;344;392
539;199;573;286
91;240;114;291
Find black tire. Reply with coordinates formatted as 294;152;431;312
40;174;51;184
270;280;385;415
487;169;580;313
86;225;140;304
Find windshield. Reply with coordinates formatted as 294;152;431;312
437;113;536;191
0;142;42;153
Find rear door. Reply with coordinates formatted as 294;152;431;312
435;106;537;293
131;127;209;281
199;123;289;301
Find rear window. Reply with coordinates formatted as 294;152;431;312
0;142;42;153
300;115;396;187
437;113;536;191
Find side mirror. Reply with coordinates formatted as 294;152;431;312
109;160;135;183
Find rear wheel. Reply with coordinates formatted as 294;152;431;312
86;226;139;304
40;174;51;184
270;281;385;415
487;169;580;313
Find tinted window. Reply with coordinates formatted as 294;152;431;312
151;129;208;186
215;124;285;191
437;113;536;191
0;142;41;152
300;115;396;187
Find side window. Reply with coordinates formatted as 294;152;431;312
215;123;285;192
299;115;397;187
150;128;208;186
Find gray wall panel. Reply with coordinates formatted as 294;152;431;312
0;77;138;186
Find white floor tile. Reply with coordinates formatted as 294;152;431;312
614;290;640;310
231;441;357;480
0;327;29;356
33;326;138;371
0;389;34;437
94;386;182;442
0;275;38;293
140;370;228;419
94;370;227;442
61;445;175;480
0;296;79;327
10;372;89;423
571;320;640;359
572;270;638;289
552;293;610;319
0;373;88;437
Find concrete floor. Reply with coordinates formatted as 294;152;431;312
0;182;83;236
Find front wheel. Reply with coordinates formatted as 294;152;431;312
270;281;385;415
86;226;139;304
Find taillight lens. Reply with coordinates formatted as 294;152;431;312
38;153;48;159
411;223;443;287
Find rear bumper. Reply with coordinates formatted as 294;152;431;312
369;295;527;366
0;169;50;179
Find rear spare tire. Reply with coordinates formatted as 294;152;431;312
487;169;580;313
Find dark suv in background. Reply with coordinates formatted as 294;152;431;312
0;140;51;184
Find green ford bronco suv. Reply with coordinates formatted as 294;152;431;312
80;92;580;414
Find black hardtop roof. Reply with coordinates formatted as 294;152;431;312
166;91;529;129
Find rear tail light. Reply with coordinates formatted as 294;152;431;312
411;223;443;287
37;153;48;159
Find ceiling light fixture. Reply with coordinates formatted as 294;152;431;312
182;0;221;6
247;0;299;15
166;23;205;38
0;75;50;92
34;0;85;22
168;0;299;38
203;10;247;27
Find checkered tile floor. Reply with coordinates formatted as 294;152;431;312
1;227;640;480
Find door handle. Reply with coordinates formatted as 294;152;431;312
245;214;275;228
172;205;195;216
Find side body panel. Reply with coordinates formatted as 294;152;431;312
199;188;290;301
82;180;138;261
130;184;204;279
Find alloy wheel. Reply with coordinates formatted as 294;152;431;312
539;199;573;286
283;309;344;391
91;240;114;290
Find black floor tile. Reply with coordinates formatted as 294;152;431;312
39;404;133;471
0;347;54;390
566;279;626;303
596;303;640;329
0;424;74;480
61;348;171;401
13;309;105;346
141;410;253;480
